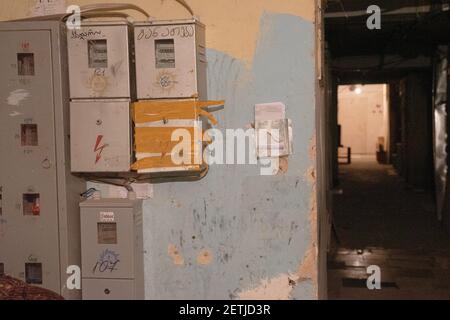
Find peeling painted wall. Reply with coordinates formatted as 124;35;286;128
0;0;319;300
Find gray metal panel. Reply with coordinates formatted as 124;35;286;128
82;278;135;300
50;22;85;300
195;23;207;101
134;20;206;99
80;199;135;208
0;28;60;294
81;205;135;279
133;201;145;300
68;22;132;99
80;199;144;299
0;21;85;299
70;100;132;173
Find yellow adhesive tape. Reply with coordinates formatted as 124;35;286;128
133;100;224;124
134;127;213;154
132;100;224;171
131;155;202;171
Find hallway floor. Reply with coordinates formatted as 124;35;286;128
328;156;450;299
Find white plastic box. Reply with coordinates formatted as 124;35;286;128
67;21;134;99
134;19;207;100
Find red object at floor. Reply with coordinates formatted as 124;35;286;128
0;275;64;300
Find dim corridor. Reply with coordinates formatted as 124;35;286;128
328;156;450;299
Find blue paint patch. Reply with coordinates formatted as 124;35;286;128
142;13;316;300
292;279;316;300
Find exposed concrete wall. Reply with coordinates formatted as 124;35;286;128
0;0;319;300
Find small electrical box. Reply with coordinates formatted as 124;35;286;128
70;100;132;173
67;21;134;99
134;19;207;100
80;199;144;300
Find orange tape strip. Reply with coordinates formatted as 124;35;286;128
131;155;202;170
135;127;197;154
133;100;224;124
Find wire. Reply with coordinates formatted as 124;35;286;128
13;1;196;23
81;12;131;20
338;0;349;19
79;3;150;18
86;177;136;191
61;3;150;23
174;0;195;16
78;1;194;18
80;188;98;199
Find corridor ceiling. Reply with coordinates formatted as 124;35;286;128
326;0;450;58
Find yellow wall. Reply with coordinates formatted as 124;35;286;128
0;0;314;64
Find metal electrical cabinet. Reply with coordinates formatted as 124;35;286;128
67;21;134;99
70;100;132;173
68;21;135;173
134;19;207;100
0;21;84;299
80;199;144;300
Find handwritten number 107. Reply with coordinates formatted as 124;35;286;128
93;261;119;273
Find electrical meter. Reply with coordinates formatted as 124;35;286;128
67;21;134;99
134;19;207;100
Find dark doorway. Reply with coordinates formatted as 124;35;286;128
324;0;450;300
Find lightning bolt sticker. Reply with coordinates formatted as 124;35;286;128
94;135;109;164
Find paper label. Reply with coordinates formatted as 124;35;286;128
256;119;293;158
100;212;115;223
31;0;67;17
255;102;286;122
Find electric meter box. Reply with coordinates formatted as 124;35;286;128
70;100;132;173
80;199;144;300
67;21;134;99
134;19;207;100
